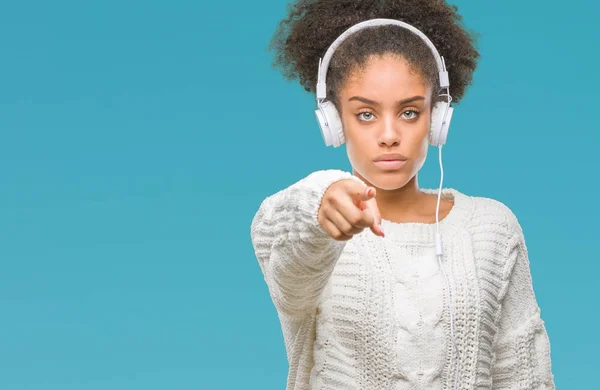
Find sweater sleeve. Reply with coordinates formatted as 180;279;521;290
490;214;556;389
250;169;366;318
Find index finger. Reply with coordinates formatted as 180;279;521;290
365;197;384;236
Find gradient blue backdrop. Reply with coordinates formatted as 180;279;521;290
0;0;596;388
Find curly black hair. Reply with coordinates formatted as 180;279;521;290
268;0;481;111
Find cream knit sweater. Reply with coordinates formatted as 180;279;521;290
250;169;556;390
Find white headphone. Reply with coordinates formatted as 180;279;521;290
314;18;454;148
314;18;462;389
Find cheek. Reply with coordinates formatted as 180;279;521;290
413;144;429;172
345;133;363;166
341;118;361;157
417;130;430;153
408;129;430;168
344;129;372;173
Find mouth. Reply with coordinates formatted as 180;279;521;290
373;159;407;170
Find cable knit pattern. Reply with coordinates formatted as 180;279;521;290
250;169;555;390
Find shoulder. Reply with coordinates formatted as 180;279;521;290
459;190;522;236
457;191;527;279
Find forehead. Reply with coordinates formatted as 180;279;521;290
341;54;429;97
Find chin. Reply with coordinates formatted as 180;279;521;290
358;168;411;191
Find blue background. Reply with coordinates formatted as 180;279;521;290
0;0;596;388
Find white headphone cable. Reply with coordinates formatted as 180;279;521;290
434;143;461;390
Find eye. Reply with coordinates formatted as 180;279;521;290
402;110;420;120
357;111;375;122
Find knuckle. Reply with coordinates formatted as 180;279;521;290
328;194;339;207
332;230;343;240
341;180;355;192
348;213;362;226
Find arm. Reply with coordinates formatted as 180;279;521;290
250;169;365;318
491;214;556;389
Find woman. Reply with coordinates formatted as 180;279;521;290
250;1;555;389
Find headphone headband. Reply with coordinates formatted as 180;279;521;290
316;18;449;101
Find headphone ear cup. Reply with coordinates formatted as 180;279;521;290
314;101;345;148
429;101;453;146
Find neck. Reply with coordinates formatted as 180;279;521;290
352;171;431;222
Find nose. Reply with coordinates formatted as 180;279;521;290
378;115;401;146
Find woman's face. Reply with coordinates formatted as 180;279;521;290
338;54;433;191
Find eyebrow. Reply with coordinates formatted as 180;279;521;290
348;95;425;106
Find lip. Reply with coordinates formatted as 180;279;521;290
373;153;409;162
374;160;407;170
